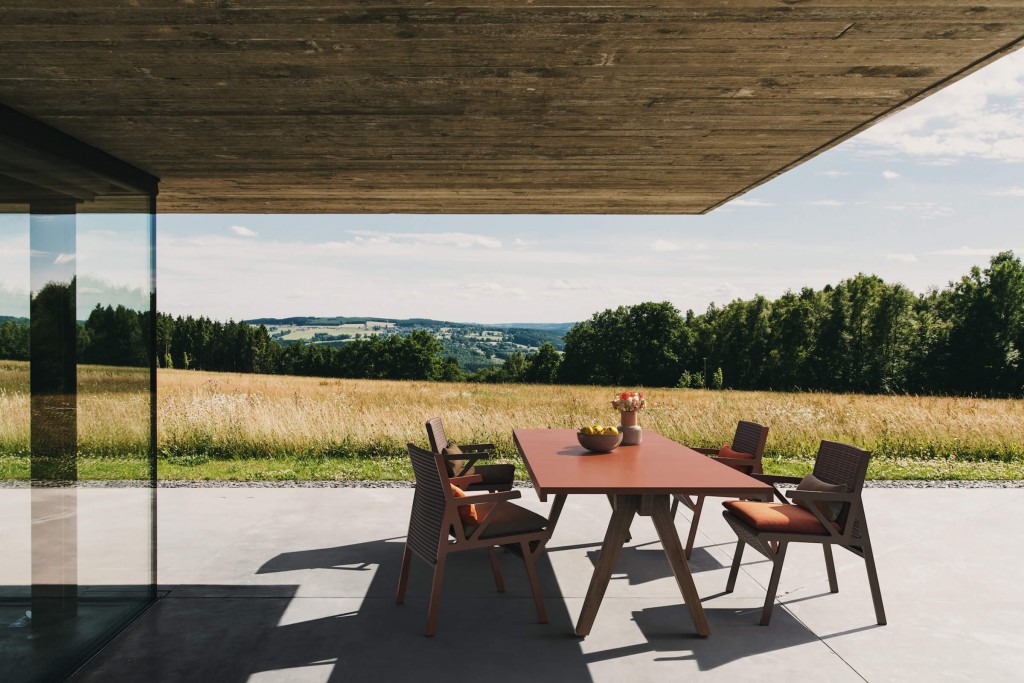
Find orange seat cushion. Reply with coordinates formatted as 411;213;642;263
723;500;829;535
719;443;753;459
717;443;754;471
450;484;478;524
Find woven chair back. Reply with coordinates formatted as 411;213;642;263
813;440;871;536
405;442;448;564
731;421;769;459
425;417;449;453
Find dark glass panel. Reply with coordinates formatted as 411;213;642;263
0;123;156;682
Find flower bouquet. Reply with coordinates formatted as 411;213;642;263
611;391;646;445
611;391;647;412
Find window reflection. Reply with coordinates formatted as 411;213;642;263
1;130;156;682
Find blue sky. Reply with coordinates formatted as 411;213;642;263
2;49;1022;323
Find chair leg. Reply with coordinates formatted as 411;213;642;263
396;545;412;605
684;496;705;560
670;496;679;519
823;544;839;593
725;540;745;593
487;546;505;593
521;540;548;624
425;557;446;637
760;542;788;626
861;539;887;625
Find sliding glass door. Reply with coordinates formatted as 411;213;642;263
0;112;157;682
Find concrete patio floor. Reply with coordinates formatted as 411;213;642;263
70;486;1024;682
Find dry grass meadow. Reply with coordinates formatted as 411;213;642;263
2;361;1023;480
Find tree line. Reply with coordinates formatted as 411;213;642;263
560;251;1024;397
0;252;1020;397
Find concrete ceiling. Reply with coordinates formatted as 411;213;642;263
1;1;1022;214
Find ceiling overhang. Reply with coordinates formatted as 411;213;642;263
1;1;1022;213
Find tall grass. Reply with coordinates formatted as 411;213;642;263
155;369;1024;480
2;362;1023;481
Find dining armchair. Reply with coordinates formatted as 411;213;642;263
721;440;886;626
671;420;769;558
396;443;552;637
426;416;515;491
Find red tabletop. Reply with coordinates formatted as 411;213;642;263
514;428;772;501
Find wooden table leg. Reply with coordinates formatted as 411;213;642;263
648;494;711;637
546;494;567;537
575;494;638;637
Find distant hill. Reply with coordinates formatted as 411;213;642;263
0;316;28;324
242;315;575;371
245;315;477;328
245;316;575;334
488;322;576;333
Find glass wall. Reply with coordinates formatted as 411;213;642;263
0;116;157;682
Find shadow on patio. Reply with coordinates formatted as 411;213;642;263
71;530;824;682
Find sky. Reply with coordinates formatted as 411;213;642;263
2;48;1023;324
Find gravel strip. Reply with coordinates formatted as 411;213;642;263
3;479;1024;489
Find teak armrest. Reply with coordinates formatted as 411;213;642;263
750;473;802;485
453;490;521;506
784;489;861;537
786;490;858;503
711;456;755;470
747;473;803;503
460;443;496;454
450;474;483;488
444;453;484;477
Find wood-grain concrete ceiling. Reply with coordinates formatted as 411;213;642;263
1;1;1022;214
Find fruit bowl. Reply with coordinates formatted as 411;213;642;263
577;431;623;453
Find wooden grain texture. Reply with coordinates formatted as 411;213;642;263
0;1;1021;213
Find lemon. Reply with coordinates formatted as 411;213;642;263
580;426;593;435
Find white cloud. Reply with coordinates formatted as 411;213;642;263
854;49;1024;163
882;170;901;180
453;281;528;299
928;246;1013;257
730;198;775;207
54;253;76;265
348;230;502;249
231;225;258;237
818;170;852;178
811;199;845;207
550;279;586;291
886;253;918;263
883;202;954;219
652;239;682;252
988;186;1024;197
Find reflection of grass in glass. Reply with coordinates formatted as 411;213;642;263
2;362;1024;481
1;361;150;481
0;360;30;479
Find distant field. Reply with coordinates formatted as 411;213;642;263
2;362;1023;481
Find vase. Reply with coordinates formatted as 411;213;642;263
619;410;642;446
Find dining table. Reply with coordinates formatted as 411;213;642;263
513;428;773;637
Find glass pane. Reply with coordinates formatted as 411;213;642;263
76;208;155;619
0;206;32;673
0;135;155;682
